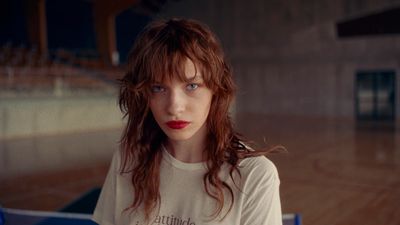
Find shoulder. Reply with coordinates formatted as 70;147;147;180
106;148;124;176
235;156;283;225
238;156;280;185
239;155;278;173
112;149;122;167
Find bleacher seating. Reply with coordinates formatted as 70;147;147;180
0;43;123;96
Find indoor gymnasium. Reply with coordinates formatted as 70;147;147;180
1;0;400;225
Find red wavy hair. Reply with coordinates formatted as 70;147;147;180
118;18;275;222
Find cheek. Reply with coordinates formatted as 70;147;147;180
149;100;161;117
201;96;213;116
207;97;217;117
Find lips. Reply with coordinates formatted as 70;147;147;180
166;120;190;129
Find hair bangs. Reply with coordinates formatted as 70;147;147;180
142;34;212;89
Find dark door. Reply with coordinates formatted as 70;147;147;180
356;71;395;121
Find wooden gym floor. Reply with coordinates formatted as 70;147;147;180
0;114;399;225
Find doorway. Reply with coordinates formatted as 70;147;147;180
355;70;396;121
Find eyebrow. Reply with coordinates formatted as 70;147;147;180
152;74;203;84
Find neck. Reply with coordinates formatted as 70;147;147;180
165;126;208;163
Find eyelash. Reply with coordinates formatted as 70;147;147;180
150;85;165;93
150;83;200;93
186;83;199;91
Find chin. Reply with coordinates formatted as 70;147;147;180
166;133;195;141
162;129;195;141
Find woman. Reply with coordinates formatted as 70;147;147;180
93;18;282;225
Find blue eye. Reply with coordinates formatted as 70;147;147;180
151;85;165;93
186;83;199;91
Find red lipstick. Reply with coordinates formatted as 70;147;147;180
166;120;190;129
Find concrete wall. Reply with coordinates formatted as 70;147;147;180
4;0;397;139
159;0;400;118
0;94;124;139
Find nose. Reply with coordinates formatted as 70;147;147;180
167;88;186;116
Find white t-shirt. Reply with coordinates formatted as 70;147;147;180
92;148;282;225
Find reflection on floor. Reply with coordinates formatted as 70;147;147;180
236;114;400;225
1;114;400;225
0;129;119;210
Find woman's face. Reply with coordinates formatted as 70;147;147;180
149;59;213;142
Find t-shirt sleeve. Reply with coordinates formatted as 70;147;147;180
240;157;282;225
92;150;120;225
